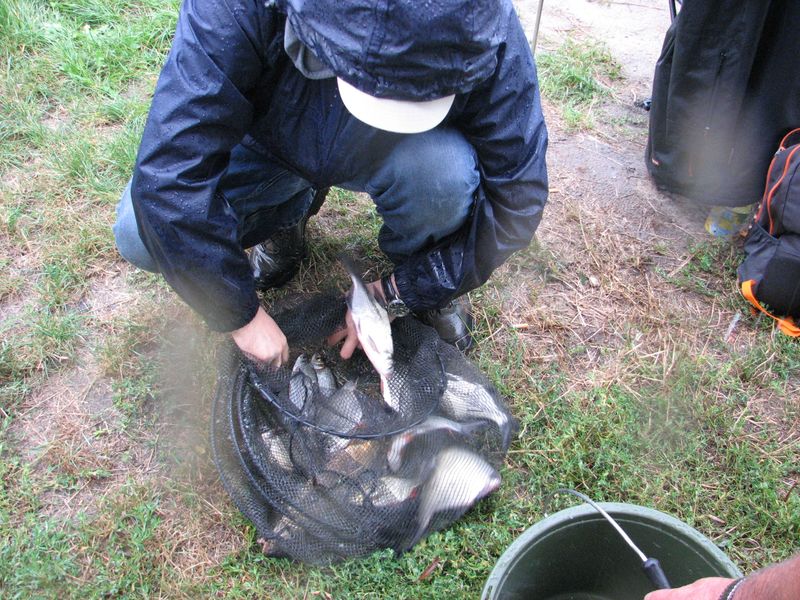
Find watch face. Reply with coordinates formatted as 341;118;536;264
387;299;410;317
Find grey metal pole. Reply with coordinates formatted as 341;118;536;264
531;0;545;54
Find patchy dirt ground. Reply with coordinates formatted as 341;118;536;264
532;0;709;240
510;0;796;439
496;0;719;372
5;0;797;589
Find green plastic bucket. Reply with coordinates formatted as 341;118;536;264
482;503;742;600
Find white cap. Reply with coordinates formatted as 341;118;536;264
337;78;455;134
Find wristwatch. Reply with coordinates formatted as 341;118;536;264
381;275;410;318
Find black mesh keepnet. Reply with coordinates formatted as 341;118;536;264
211;291;515;564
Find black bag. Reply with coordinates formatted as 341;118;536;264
738;129;800;337
646;1;800;207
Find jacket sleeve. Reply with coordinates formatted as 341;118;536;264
392;8;548;311
131;0;276;332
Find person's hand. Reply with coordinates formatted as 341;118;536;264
644;577;735;600
326;278;386;360
231;306;289;367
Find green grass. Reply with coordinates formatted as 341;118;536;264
538;38;622;129
0;457;167;599
660;238;743;302
1;307;84;388
1;3;798;598
2;333;795;597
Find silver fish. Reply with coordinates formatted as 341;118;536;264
386;416;485;472
292;354;317;382
328;379;363;424
326;437;381;476
341;474;418;508
316;380;364;453
260;429;294;472
287;373;312;412
381;375;400;412
311;353;338;395
270;515;301;545
287;355;316;412
439;373;512;449
370;475;419;508
315;402;353;435
341;256;394;378
412;446;501;545
314;469;345;489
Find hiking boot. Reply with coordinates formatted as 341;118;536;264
705;204;755;237
249;188;328;291
249;219;307;290
417;295;474;352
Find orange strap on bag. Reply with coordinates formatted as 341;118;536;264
755;128;800;232
741;280;800;337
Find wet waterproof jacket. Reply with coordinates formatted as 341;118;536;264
131;0;549;332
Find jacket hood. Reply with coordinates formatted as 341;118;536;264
278;0;508;101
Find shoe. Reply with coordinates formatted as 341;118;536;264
249;188;328;291
417;295;474;352
705;204;754;237
249;218;307;290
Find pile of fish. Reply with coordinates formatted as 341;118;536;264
214;257;514;561
288;353;366;436
274;347;508;548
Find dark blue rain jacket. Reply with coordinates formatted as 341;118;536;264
131;0;548;332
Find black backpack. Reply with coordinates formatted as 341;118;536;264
738;128;800;337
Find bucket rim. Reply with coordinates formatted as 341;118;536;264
482;502;742;600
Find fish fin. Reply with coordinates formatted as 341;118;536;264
500;422;512;451
338;253;359;276
364;335;382;356
408;517;430;550
386;431;411;472
459;419;488;437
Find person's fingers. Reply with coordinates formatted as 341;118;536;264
327;310;362;360
231;306;289;366
340;329;360;359
326;327;348;347
280;342;289;367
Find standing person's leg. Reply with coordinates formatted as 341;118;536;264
113;143;322;287
341;127;480;350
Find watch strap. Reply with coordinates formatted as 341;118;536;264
381;275;410;317
718;578;745;600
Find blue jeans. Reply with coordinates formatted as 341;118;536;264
113;127;479;271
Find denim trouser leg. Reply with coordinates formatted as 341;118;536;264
218;144;316;249
112;144;315;271
113;179;159;272
342;127;479;262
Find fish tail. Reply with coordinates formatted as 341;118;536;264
338;253;361;279
501;426;512;451
461;420;488;436
497;416;513;450
409;518;429;549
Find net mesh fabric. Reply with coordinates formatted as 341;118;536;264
211;291;514;564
